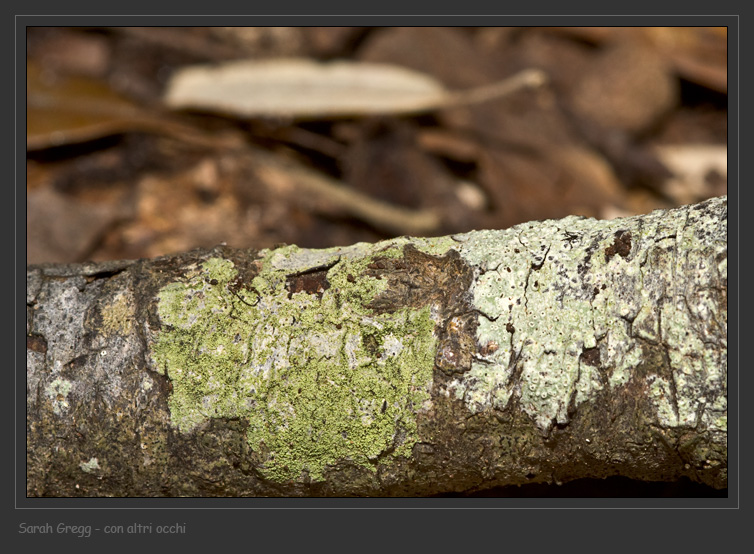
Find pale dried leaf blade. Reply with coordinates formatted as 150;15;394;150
164;58;450;118
655;144;727;204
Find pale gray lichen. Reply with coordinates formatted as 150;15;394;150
79;457;101;474
449;199;726;435
45;377;73;415
32;277;89;372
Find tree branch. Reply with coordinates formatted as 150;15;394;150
26;196;727;496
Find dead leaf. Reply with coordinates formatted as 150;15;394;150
545;27;727;93
567;43;678;135
27;61;244;151
27;188;121;264
27;61;145;149
478;144;624;227
358;27;500;89
27;28;111;78
164;58;444;118
645;27;728;93
416;128;480;163
245;146;441;236
654;144;727;204
164;58;546;119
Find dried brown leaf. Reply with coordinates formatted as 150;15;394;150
27;61;244;151
545;27;727;93
27;188;121;264
567;43;678;135
27;61;145;149
645;27;727;93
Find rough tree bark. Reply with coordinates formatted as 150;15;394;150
26;196;727;497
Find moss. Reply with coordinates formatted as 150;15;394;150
152;245;439;483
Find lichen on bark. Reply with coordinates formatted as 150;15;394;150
445;196;726;450
26;197;727;496
151;238;458;482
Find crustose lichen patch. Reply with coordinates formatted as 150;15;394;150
152;246;445;483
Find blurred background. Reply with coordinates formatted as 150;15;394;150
26;26;727;265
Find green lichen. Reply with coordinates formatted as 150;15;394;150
152;245;439;483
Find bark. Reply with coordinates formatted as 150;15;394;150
26;196;727;496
